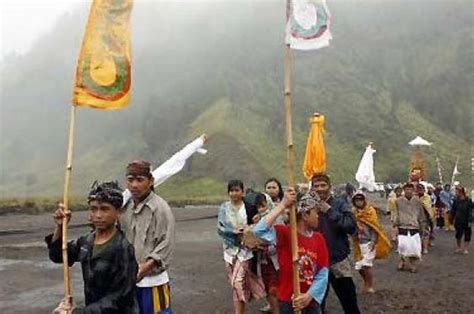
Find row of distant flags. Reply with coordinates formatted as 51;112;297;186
355;139;464;192
71;0;332;110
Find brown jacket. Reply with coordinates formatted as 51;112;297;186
393;195;427;230
121;192;175;275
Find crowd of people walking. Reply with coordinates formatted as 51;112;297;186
44;160;472;314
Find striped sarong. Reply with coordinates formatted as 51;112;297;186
136;283;172;314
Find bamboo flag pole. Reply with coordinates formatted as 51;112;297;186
436;156;443;184
62;105;77;301
284;43;301;312
450;155;460;187
60;0;132;302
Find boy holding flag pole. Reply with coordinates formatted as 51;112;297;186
56;0;134;306
283;0;332;311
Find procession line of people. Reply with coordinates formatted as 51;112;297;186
218;176;472;314
45;162;472;314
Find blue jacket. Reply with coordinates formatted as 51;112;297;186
317;196;357;265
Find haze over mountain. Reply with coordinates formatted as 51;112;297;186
1;0;472;201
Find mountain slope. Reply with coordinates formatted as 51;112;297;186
1;0;472;200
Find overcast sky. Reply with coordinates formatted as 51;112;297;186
1;0;376;61
0;0;84;59
0;0;246;60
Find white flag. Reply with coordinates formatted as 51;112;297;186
355;144;377;192
286;0;332;50
122;134;207;205
453;164;461;176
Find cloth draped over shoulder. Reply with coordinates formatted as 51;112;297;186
352;206;392;261
303;114;326;180
420;194;435;222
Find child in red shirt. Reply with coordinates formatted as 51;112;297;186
254;189;329;314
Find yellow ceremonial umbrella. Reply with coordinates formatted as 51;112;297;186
303;113;327;180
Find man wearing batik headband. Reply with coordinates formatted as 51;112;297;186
46;181;139;314
121;160;175;314
254;188;329;314
310;173;360;314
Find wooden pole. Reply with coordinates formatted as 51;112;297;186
62;105;77;302
450;155;460;187
284;44;301;313
436;156;443;184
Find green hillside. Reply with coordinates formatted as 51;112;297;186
1;0;472;203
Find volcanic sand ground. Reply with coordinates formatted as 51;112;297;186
0;207;473;313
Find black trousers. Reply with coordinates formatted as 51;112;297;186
455;223;472;242
321;272;360;314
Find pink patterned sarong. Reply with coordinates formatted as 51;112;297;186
225;260;266;303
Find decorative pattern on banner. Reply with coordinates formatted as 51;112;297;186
286;0;332;50
72;0;133;109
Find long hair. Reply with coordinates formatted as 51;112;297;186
264;177;284;202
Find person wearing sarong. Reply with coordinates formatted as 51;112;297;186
451;185;473;254
427;184;437;244
311;174;360;314
121;160;175;314
434;183;445;228
244;192;282;314
441;184;455;231
254;188;329;314
416;184;435;254
387;186;402;217
217;180;265;314
392;183;427;273
351;191;391;293
47;181;138;313
388;186;403;242
259;178;284;313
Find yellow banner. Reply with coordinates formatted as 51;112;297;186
72;0;133;110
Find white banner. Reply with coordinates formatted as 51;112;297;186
286;0;332;50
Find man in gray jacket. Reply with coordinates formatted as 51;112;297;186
392;183;427;273
121;160;176;314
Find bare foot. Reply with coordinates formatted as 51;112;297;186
397;261;404;271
